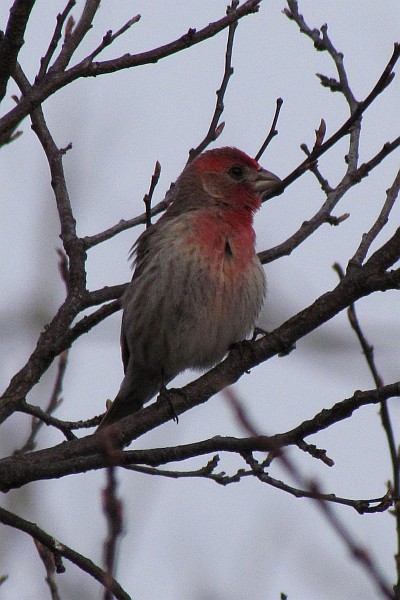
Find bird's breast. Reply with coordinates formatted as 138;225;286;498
184;209;257;276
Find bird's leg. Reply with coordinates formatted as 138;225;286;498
159;369;180;424
252;326;269;341
230;327;269;361
228;339;258;373
252;327;296;356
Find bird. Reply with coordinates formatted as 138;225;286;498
97;147;280;429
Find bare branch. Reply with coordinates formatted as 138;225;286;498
0;0;263;139
13;63;86;290
225;359;395;600
100;437;124;600
86;14;141;63
189;0;239;161
37;0;76;80
2;2;400;596
259;134;400;264
0;0;36;102
0;506;131;600
255;97;284;161
34;539;62;600
143;161;161;228
351;167;400;266
50;0;101;72
15;351;70;452
70;299;121;338
334;261;400;590
19;401;99;434
123;461;391;513
82;198;171;250
300;141;332;193
285;3;358;110
1;380;400;491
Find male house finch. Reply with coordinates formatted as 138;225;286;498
98;147;280;428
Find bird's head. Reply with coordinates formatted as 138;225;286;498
171;147;280;215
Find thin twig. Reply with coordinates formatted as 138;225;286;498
85;284;126;306
0;506;131;600
296;438;334;466
20;402;101;431
260;42;400;204
100;435;124;600
334;261;400;595
18;403;77;439
123;461;391;512
143;161;161;229
226;385;395;599
0;0;36;103
82;197;171;249
15;351;70;452
300;142;332;193
37;0;77;80
50;0;101;73
332;264;383;389
259;134;400;264
34;539;62;600
255;97;283;161
86;15;141;63
188;0;240;161
339;263;398;476
351;167;400;266
285;2;358;111
0;0;263;139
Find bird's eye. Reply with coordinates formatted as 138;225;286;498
228;165;245;180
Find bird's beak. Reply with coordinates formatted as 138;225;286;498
253;167;281;194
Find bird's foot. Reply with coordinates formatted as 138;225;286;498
229;339;258;372
159;385;185;424
252;326;269;341
251;327;297;357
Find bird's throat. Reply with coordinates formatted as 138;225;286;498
185;209;257;270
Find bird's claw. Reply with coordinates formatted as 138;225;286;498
252;326;268;341
159;385;185;424
229;339;257;372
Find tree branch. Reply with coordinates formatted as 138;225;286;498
123;461;391;513
50;0;101;72
0;0;36;102
260;41;400;204
37;0;76;80
0;0;262;139
1;380;399;491
351;167;400;265
188;0;239;161
0;506;131;600
259;135;400;264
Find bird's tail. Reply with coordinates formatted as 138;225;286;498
96;368;159;430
